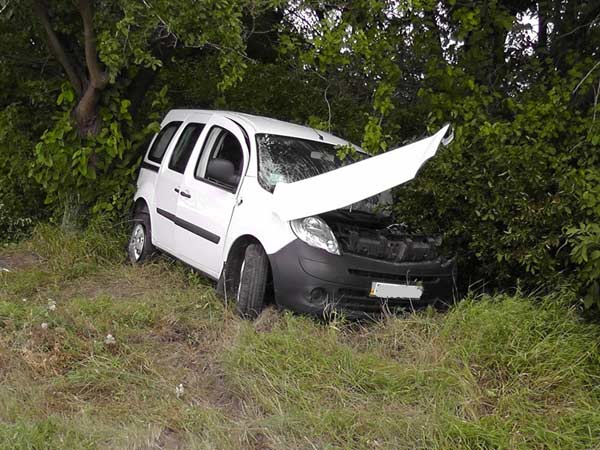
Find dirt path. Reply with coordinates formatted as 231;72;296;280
0;250;40;272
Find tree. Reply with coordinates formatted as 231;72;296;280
32;0;108;136
273;0;599;304
27;0;280;136
0;0;281;223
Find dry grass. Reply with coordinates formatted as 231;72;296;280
1;225;599;449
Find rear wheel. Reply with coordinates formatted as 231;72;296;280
235;243;269;319
128;213;154;264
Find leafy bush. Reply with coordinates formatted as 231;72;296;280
31;85;167;225
394;68;600;307
567;222;600;308
0;105;46;242
0;193;34;243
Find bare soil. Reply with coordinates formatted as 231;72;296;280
0;250;41;272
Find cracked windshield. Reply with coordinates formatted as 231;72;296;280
257;133;391;215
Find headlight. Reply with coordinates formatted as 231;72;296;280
290;216;340;255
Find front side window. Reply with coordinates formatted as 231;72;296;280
147;121;182;164
195;126;244;190
168;123;205;174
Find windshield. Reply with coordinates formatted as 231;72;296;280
256;133;391;216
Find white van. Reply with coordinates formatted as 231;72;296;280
129;110;455;318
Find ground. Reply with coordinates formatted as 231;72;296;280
1;225;599;449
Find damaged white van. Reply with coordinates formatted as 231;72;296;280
129;110;455;318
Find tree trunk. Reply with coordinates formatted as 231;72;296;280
33;0;108;137
73;83;103;136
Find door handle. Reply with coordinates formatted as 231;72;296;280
180;190;191;199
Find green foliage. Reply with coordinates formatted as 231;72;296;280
567;223;600;308
393;62;599;305
31;84;166;222
565;165;600;307
1;0;282;226
0;105;46;242
94;0;273;91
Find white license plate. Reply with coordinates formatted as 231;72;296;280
369;282;423;299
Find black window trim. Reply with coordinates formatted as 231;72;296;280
140;161;159;173
146;121;183;164
193;125;244;194
228;118;250;148
195;176;237;194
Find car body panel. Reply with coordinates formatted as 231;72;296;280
271;124;450;221
222;178;297;258
151;121;188;252
175;114;250;277
133;110;455;316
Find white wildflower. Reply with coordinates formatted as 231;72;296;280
175;383;185;399
47;299;56;311
21;298;27;302
41;322;48;330
104;334;116;345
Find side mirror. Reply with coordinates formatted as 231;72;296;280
206;158;237;186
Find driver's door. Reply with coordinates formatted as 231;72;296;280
175;116;249;278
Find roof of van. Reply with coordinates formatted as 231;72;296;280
163;109;355;147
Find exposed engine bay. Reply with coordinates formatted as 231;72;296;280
321;210;442;263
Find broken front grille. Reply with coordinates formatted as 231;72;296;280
347;268;440;283
329;221;441;263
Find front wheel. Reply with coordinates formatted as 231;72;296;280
128;213;154;264
235;244;269;319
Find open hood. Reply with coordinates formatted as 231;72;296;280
272;124;450;221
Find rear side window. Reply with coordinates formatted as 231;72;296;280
168;123;205;174
147;121;182;164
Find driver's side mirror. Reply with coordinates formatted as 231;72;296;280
206;158;238;188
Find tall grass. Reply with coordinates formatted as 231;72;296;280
27;221;126;269
1;225;599;449
225;296;600;449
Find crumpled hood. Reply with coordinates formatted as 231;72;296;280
272;124;450;221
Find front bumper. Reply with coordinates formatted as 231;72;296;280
268;239;456;319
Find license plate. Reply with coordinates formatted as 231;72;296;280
369;282;423;299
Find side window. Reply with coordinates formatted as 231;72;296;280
195;126;244;190
147;121;182;164
168;123;205;174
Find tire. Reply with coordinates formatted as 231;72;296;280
235;243;269;319
128;212;154;264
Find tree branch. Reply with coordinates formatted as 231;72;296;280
78;0;107;89
32;0;83;95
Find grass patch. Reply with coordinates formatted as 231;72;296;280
1;225;599;449
224;297;600;449
0;418;97;450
